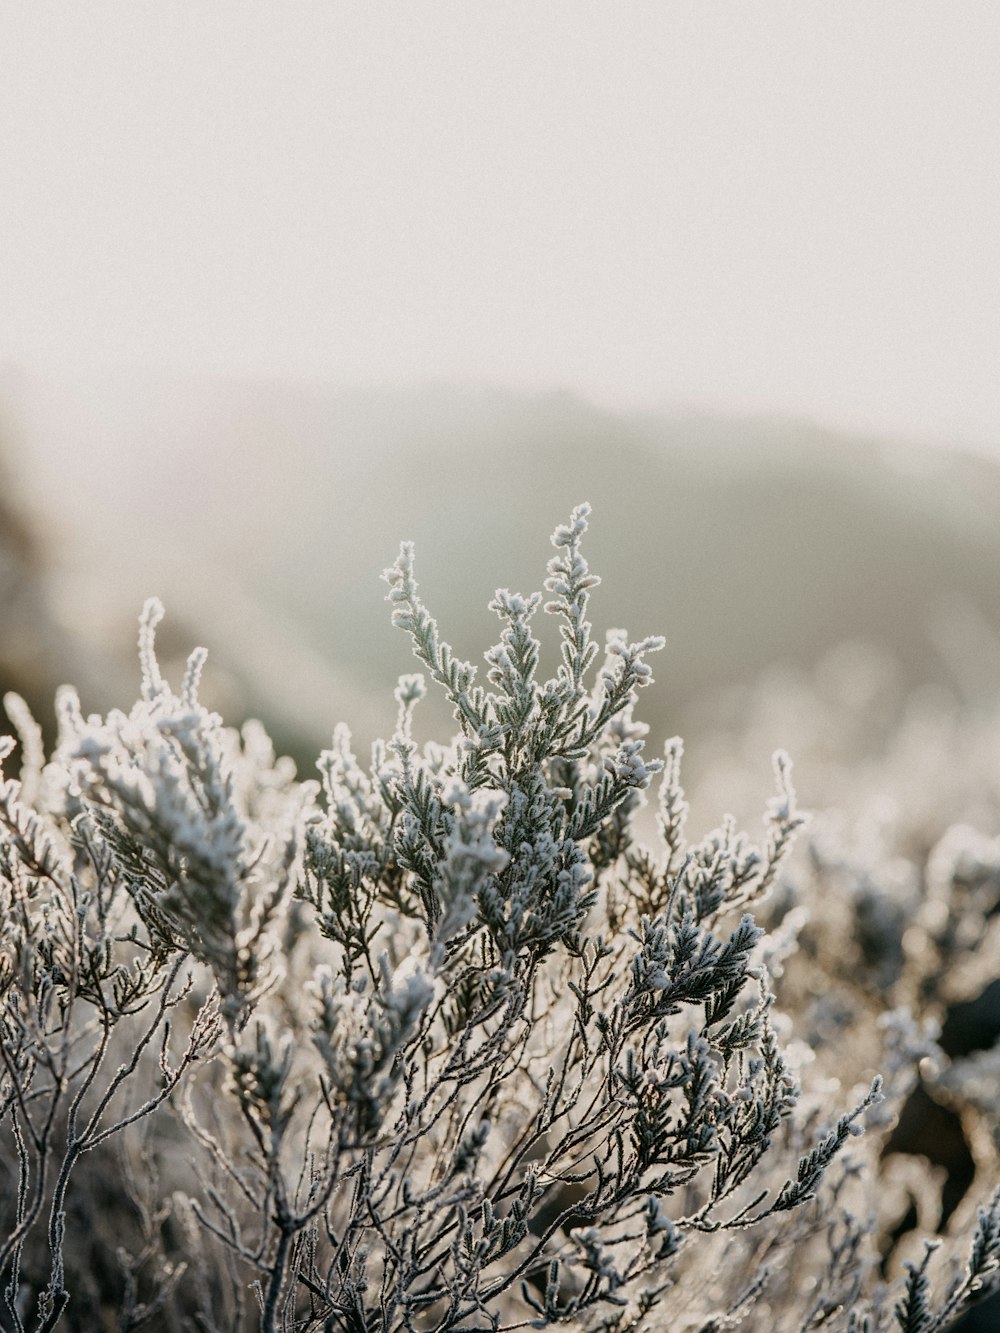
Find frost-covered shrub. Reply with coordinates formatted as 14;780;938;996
1;505;998;1332
690;650;1000;1282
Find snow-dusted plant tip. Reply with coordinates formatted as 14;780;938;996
0;504;998;1332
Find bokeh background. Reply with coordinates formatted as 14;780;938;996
1;1;999;823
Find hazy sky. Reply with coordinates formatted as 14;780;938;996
1;3;998;447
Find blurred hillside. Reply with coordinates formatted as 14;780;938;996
4;371;1000;775
0;420;88;729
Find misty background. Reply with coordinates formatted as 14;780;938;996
1;2;999;832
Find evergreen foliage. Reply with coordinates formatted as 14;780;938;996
0;505;997;1331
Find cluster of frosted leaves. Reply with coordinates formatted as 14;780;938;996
44;599;314;1026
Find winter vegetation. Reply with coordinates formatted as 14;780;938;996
1;503;999;1331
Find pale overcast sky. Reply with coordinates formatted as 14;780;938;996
1;3;998;447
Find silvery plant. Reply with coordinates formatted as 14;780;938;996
0;505;997;1332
